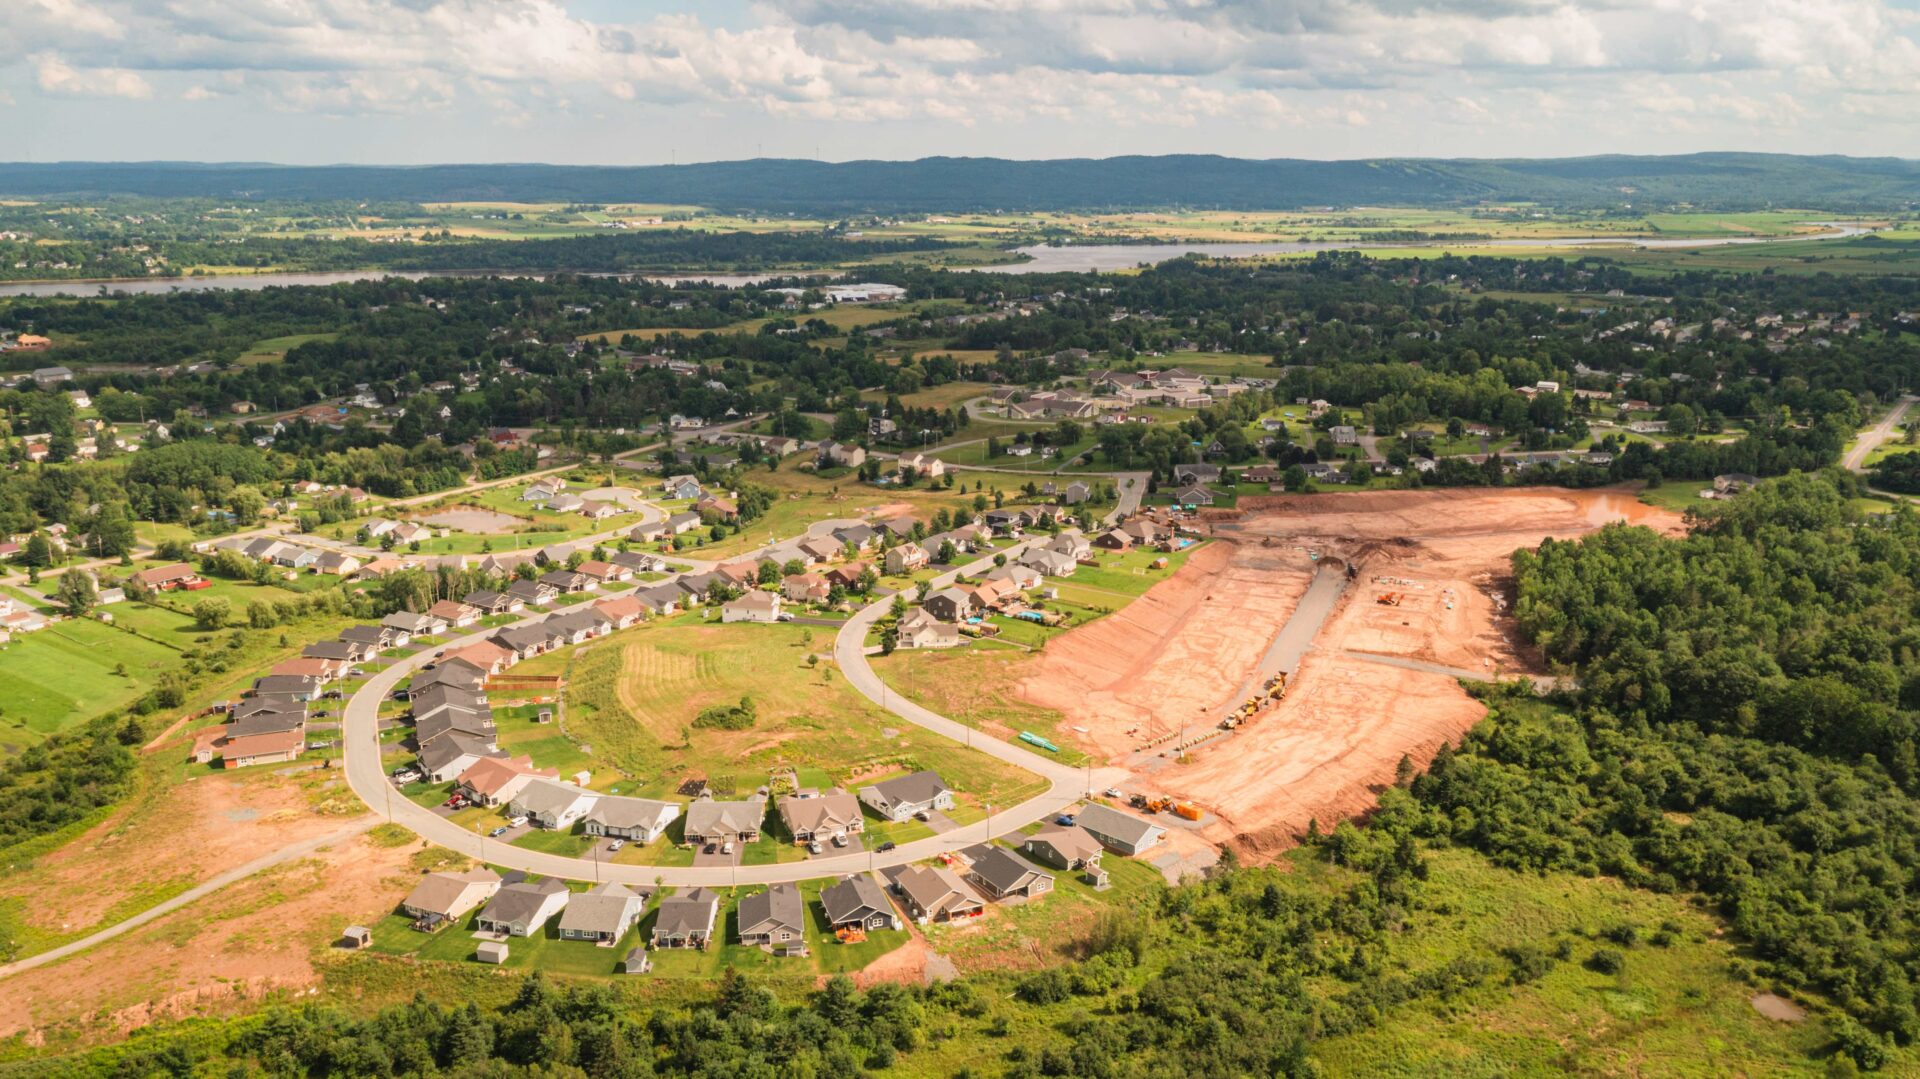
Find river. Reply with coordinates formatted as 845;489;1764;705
0;224;1872;297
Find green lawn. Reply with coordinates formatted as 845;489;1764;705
0;616;180;749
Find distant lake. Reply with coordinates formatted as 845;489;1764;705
0;224;1870;296
976;223;1874;273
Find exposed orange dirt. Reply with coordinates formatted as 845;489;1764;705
0;830;415;1046
1018;486;1685;861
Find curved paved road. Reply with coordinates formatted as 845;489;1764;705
340;537;1092;885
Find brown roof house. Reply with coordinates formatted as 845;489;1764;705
399;868;502;931
777;789;864;844
1022;824;1105;870
892;865;983;924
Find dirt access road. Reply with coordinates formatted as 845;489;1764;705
1018;486;1684;859
1843;394;1916;473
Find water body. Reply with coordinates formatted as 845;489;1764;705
0;224;1871;296
977;223;1873;274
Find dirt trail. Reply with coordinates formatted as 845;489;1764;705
1018;486;1684;862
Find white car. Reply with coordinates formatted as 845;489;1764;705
722;840;734;855
507;815;528;828
607;839;626;852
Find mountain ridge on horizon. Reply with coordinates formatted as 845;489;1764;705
1;152;1916;213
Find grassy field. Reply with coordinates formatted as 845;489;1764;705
0;615;179;750
236;331;339;365
861;380;997;412
683;464;1001;560
548;615;1048;815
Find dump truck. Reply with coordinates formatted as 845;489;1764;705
1173;801;1203;821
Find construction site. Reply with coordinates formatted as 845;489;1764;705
1018;486;1686;860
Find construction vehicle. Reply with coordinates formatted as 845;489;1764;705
1376;592;1402;606
1173;801;1203;821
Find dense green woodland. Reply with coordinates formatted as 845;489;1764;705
3;153;1918;211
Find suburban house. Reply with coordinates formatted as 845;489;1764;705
892;865;984;924
797;537;842;564
652;888;721;949
557;883;645;944
1173;485;1214;507
132;563;204;592
475;878;571;938
440;641;514;675
858;771;954;822
967;847;1056;901
383;610;447;638
983;508;1026;535
522;478;564;502
1075;803;1167;856
1022;824;1105;871
832;523;877;550
816;440;867;469
463;590;525;616
922;586;976;623
576;559;632;584
1715;472;1760;494
314;551;363;575
506;779;600;830
662;475;703;499
455;756;558;808
1329;425;1359;446
506;579;558;607
821;875;900;933
1024;547;1079;577
633;584;683;615
682;798;765;846
218;728;306;769
419;732;506;783
664;511;702;535
1171;463;1220;486
341;623;404;651
582;796;681;843
428;599;481;628
399;868;501;931
610;550;666;575
539;569;596;594
1120;518;1165;545
1059;480;1091;504
720;590;781;624
304;639;373;664
897;607;963;649
777;790;864;845
782;572;831;604
737;884;807;951
883;543;930;575
546;493;587;514
593;594;645;629
825;562;869;590
1093;528;1133;551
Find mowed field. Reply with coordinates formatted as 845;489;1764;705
0;616;179;750
556;617;1048;810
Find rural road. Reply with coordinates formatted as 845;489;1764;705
1843;395;1917;472
0;818;377;980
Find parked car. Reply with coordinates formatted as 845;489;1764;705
704;843;717;855
1103;787;1122;799
1054;814;1075;826
488;826;508;837
722;840;735;856
607;839;625;852
876;841;897;853
831;834;849;848
392;768;421;784
507;815;527;828
808;841;823;855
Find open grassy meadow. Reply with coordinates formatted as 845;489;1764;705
0;616;179;750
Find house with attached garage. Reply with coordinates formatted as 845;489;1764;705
891;865;984;924
821;874;900;933
506;578;558;607
782;572;831;604
984;563;1042;590
399;868;501;931
664;511;702;535
652;888;721;949
1022;824;1105;870
1074;803;1167;856
896;607;963;649
475;878;571;937
1019;548;1077;577
1173;484;1215;507
777;789;864;845
662;474;704;499
609;550;667;574
583;796;680;843
383;610;447;638
506;779;600;830
463;589;524;616
720;590;781;624
539;569;596;594
922;586;976;623
419;732;507;783
340;623;404;650
858;771;954;822
632;584;683;615
797;536;842;564
683;798;765;846
883;542;930;575
557;883;645;944
592;594;645;630
967;847;1056;901
1171;462;1220;486
428;599;481;628
737;884;807;951
455;756;557;808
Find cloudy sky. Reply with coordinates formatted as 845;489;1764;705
4;0;1918;164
